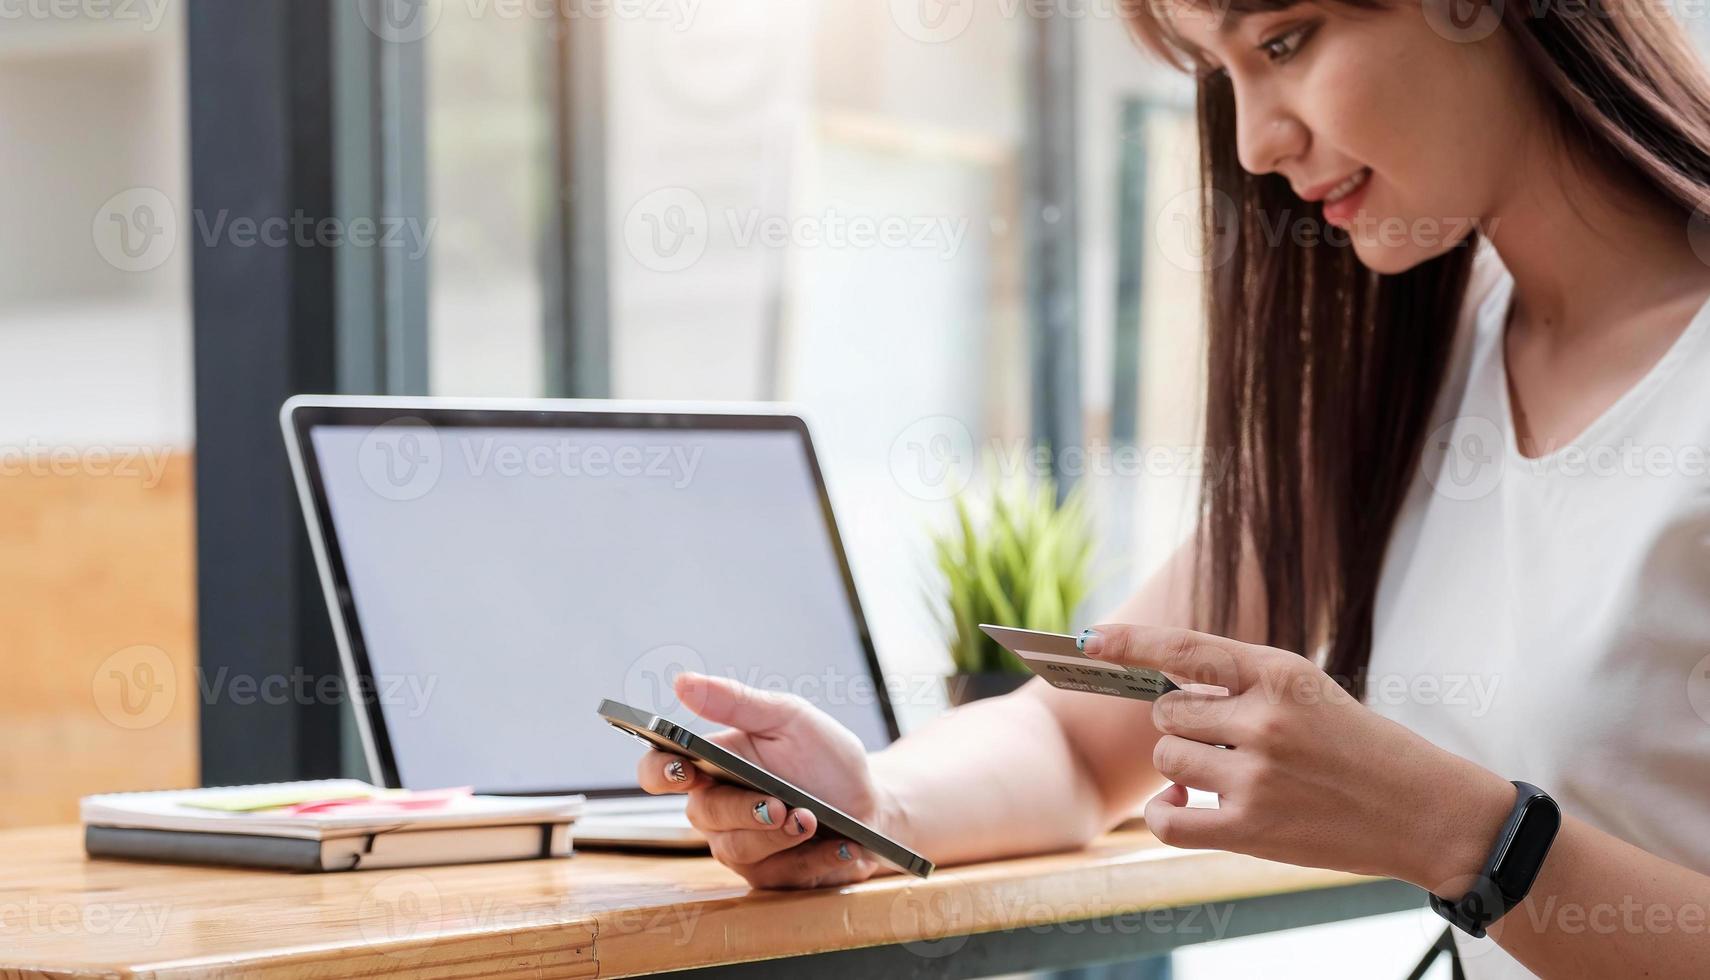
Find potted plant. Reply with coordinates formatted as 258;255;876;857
930;470;1097;707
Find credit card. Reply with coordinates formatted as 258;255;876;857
979;624;1180;701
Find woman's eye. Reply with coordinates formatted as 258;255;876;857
1259;23;1314;64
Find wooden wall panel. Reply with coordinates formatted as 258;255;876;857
0;450;197;827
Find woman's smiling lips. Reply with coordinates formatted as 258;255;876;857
1296;167;1374;227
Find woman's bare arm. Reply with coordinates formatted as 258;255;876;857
868;534;1268;865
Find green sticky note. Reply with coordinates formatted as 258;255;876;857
180;786;376;813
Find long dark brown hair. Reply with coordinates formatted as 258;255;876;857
1125;0;1710;695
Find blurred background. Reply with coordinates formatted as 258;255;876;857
10;1;1708;975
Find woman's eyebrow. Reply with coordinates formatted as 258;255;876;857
1216;8;1260;34
1172;2;1304;65
1168;5;1261;59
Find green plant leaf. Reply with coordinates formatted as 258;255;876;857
924;452;1102;677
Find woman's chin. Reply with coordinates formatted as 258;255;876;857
1348;239;1425;274
1344;215;1481;274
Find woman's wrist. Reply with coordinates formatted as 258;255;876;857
849;761;922;879
1392;756;1516;891
867;758;917;846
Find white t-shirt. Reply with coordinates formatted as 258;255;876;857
1368;241;1710;978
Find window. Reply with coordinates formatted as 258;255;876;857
0;3;195;825
404;3;1226;715
423;3;553;395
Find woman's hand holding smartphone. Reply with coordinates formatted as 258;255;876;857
633;672;894;889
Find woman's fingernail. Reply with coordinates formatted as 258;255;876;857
836;843;854;862
1077;628;1104;656
664;760;688;783
753;800;775;826
788;812;808;836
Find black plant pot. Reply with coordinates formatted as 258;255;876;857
944;671;1031;707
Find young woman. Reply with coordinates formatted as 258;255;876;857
638;0;1710;975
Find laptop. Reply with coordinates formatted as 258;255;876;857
280;395;901;847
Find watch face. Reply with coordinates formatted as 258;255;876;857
1492;794;1562;893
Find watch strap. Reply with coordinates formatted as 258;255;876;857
1428;875;1506;939
1429;781;1557;939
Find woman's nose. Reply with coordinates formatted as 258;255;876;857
1235;99;1307;177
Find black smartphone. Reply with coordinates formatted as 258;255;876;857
597;699;933;878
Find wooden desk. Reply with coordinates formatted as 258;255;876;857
0;824;1423;979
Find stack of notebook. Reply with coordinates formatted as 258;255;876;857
82;780;586;872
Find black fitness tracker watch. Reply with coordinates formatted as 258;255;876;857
1430;781;1561;938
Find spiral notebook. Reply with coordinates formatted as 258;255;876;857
82;780;586;872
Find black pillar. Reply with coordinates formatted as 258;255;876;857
188;0;344;783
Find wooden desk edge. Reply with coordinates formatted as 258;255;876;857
587;845;1389;978
0;825;1398;980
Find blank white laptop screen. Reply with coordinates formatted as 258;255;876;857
307;423;893;794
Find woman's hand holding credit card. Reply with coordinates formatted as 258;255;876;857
983;625;1239;752
979;624;1185;700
